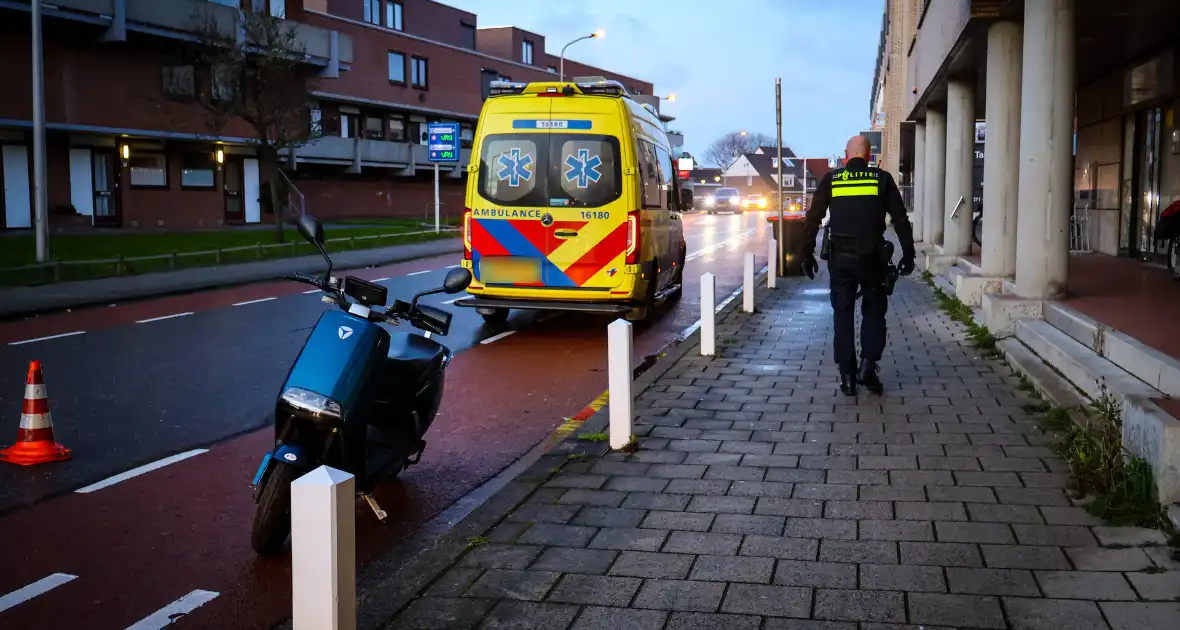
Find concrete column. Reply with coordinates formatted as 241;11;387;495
1015;0;1075;299
981;21;1023;277
943;79;975;257
923;109;947;246
913;123;927;242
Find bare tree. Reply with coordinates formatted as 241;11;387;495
186;8;318;242
704;131;775;169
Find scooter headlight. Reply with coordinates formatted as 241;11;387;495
280;387;343;420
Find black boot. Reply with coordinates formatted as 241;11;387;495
859;359;883;395
839;371;857;396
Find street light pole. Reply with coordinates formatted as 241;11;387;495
559;30;604;82
775;78;784;272
32;0;49;262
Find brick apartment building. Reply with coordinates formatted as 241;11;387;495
0;0;655;231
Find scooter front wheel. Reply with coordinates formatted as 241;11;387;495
251;462;301;555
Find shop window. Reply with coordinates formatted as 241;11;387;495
180;153;216;189
364;115;384;140
387;115;407;142
388;51;405;84
411;56;428;89
130;153;168;188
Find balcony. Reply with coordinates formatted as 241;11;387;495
2;0;353;68
287;136;472;175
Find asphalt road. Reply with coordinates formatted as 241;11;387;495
0;211;773;630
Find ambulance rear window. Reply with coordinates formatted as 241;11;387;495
478;133;621;208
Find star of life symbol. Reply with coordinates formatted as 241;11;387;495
338;326;353;340
564;149;602;189
496;148;533;187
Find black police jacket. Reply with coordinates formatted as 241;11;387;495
801;157;915;260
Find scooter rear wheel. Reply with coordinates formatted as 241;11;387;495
251;462;300;556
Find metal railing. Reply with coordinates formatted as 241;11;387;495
2;226;459;284
899;185;915;210
1070;201;1092;254
275;167;306;218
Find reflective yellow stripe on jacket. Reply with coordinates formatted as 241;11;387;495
831;178;879;198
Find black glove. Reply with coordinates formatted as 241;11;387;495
897;256;915;276
803;253;819;280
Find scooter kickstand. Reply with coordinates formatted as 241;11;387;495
361;493;389;523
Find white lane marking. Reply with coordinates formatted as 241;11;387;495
232;297;277;307
303;289;321;294
125;589;220;630
373;277;390;282
442;297;463;305
678;265;768;339
685;228;757;262
480;331;516;345
135;312;193;324
445;264;461;268
8;331;86;346
75;449;209;494
0;573;78;613
407;270;432;276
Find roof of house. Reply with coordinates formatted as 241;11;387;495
741;147;806;192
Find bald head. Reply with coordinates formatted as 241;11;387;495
845;136;871;161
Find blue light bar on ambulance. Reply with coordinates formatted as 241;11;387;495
488;80;528;96
574;79;628;96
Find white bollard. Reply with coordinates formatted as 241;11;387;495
607;319;634;450
292;466;356;630
700;272;716;356
743;252;755;313
768;238;777;289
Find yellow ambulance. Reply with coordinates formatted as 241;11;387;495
455;79;686;325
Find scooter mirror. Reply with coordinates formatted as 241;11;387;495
296;214;325;246
442;267;473;294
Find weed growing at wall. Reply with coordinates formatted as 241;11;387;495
923;275;1001;358
1038;393;1169;529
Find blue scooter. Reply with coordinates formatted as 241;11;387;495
250;214;472;555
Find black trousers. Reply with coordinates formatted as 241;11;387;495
828;251;889;373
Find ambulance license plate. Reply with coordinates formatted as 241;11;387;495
480;257;543;284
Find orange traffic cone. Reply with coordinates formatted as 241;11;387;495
0;361;71;466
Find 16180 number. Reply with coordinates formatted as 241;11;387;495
579;211;610;220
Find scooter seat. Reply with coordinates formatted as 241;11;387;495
386;332;447;384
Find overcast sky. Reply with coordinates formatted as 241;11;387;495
441;0;883;164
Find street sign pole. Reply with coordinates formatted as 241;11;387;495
426;122;461;232
775;78;784;274
433;163;440;233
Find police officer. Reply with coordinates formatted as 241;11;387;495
801;136;915;396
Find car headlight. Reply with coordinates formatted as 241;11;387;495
280;387;343;421
730;196;740;205
705;196;716;206
758;199;768;208
741;199;750;207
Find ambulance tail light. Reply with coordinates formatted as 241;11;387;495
625;210;639;265
462;209;473;260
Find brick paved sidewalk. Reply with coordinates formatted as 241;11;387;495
388;273;1180;629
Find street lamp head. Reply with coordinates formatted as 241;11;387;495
665;93;676;102
739;131;747;136
593;29;605;39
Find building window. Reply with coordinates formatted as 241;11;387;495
785;174;795;187
365;114;384;140
387;115;407;142
341;112;360;138
161;65;194;99
460;125;474;148
547;66;557;73
411;56;428;89
460;23;475;49
385;0;403;31
129;153;168;188
268;0;286;19
309;107;323;138
388;51;405;84
180;153;216;189
364;0;380;25
522;40;534;65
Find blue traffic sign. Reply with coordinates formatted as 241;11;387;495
427;122;460;163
